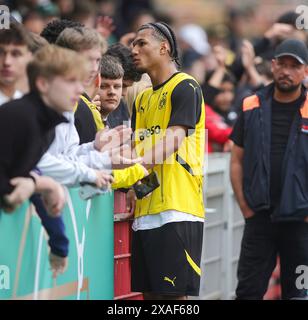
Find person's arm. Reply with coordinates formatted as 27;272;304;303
208;46;228;88
230;145;254;219
2;177;35;212
241;40;263;88
37;152;112;188
30;194;69;278
67;124;138;170
37;152;97;186
142;126;187;169
253;23;294;57
112;164;148;189
142;78;202;168
229;109;254;219
30;173;66;217
206;105;232;145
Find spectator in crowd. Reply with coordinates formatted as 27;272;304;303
206;69;237;126
230;10;307;82
128;22;205;300
66;0;96;28
178;23;211;58
0;22;32;104
55;26;107;142
97;54;124;127
232;40;270;115
53;0;74;19
230;39;308;299
0;44;89;276
129;9;156;34
181;48;207;86
22;11;46;34
206;104;233;153
105;43;143;127
16;32;48;94
181;48;232;153
38;21;142;189
95;54;149;190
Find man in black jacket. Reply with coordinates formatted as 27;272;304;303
230;39;308;300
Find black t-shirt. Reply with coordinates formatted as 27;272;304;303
230;95;303;207
74;94;97;144
132;77;202;133
107;100;130;128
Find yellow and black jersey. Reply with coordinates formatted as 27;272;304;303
74;94;99;144
132;72;206;218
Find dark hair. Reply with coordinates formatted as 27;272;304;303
277;11;300;26
138;21;181;67
100;55;124;80
255;59;273;80
40;19;84;44
0;22;31;48
106;43;142;82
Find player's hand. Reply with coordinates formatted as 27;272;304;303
94;125;132;153
126;189;136;218
110;145;142;169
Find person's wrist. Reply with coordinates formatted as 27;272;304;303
28;173;37;187
245;64;255;73
216;65;226;71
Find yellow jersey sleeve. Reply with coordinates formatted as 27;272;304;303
112;164;146;189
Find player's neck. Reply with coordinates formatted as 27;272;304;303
148;62;178;88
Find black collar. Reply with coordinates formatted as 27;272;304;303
152;72;181;91
27;91;68;130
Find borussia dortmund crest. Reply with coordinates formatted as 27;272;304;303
158;92;167;110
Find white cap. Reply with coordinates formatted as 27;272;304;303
178;24;211;56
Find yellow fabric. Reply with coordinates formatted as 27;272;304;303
185;250;201;276
133;72;205;219
79;95;104;131
112;164;146;189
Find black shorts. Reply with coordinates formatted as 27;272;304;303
131;221;204;296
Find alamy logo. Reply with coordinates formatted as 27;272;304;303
296;5;308;30
295;265;308;290
0;265;10;290
0;5;10;30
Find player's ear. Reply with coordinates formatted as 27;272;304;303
304;65;308;78
160;40;169;56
